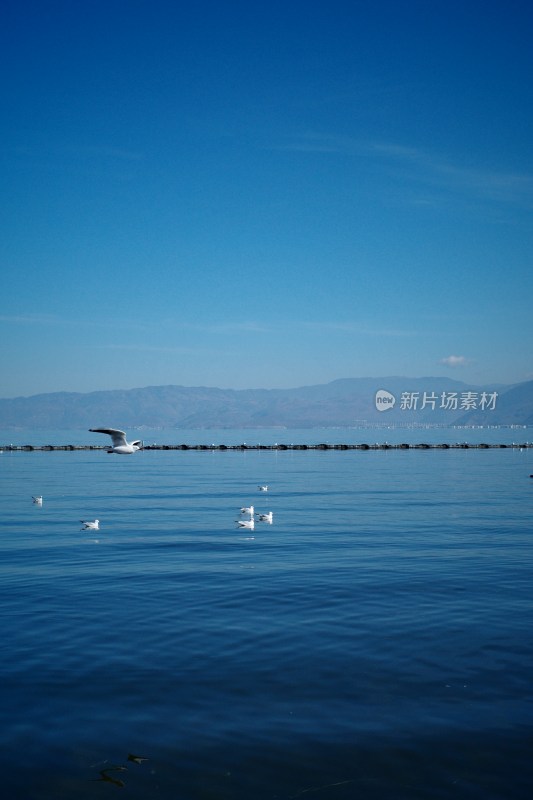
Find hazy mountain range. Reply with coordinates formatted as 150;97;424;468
1;377;532;430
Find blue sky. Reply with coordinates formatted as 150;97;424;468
1;0;532;397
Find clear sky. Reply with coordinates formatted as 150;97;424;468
1;0;532;397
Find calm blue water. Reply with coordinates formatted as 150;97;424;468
1;429;532;799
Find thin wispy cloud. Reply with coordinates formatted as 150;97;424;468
11;143;143;162
371;141;533;203
169;320;273;335
173;320;421;338
0;313;437;342
2;314;416;339
0;313;148;332
0;313;60;325
300;320;420;337
97;343;219;356
440;355;471;368
277;133;533;207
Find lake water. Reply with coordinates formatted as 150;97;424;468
1;428;532;799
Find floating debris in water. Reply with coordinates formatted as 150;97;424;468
127;753;149;764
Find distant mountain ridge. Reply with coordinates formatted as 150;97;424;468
0;377;532;429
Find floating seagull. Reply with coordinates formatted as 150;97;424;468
81;519;99;530
240;505;254;516
258;485;269;492
89;428;142;454
257;512;273;524
32;495;43;505
236;518;255;530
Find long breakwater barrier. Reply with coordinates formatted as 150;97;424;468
1;442;532;452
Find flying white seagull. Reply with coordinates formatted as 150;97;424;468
89;428;142;454
81;519;99;530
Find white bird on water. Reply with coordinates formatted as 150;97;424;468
81;519;99;530
240;505;254;517
258;485;269;492
236;518;255;530
257;511;273;524
89;428;142;454
32;495;43;505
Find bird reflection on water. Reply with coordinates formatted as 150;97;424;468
92;765;127;788
90;755;149;788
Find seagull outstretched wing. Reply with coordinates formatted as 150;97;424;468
89;428;128;448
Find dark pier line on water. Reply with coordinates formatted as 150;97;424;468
1;442;532;452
